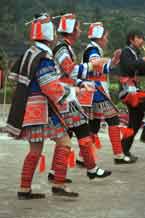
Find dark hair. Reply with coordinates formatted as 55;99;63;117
126;29;144;45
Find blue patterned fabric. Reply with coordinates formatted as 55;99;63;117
86;46;109;102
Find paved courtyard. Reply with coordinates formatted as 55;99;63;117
0;127;145;218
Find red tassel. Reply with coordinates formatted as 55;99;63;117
137;91;145;103
92;134;102;149
130;94;139;107
39;154;46;173
68;149;76;168
122;93;145;107
120;127;134;139
91;144;100;161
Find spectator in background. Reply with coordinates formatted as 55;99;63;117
119;29;145;159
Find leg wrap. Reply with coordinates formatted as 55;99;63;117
108;126;123;155
50;146;56;172
53;145;70;184
21;151;40;189
91;134;102;149
79;136;96;170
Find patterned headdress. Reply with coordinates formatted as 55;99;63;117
58;13;77;34
29;13;55;41
88;22;104;39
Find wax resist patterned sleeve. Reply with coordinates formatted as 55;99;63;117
88;47;111;74
54;44;91;81
36;59;71;103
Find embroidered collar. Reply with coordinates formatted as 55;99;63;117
35;41;53;59
89;41;104;57
63;39;76;61
64;38;72;45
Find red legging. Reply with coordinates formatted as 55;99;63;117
53;145;70;184
20;142;43;189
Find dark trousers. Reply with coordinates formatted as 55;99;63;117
140;124;145;142
89;116;119;134
69;123;90;140
121;101;145;155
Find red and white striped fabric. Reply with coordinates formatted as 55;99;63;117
58;13;76;34
30;14;55;42
88;22;104;39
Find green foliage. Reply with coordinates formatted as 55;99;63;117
1;0;145;58
1;1;145;103
109;81;126;110
0;86;14;104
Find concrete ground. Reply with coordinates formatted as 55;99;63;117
0;128;145;218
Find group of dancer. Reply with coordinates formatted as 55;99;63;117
4;12;145;199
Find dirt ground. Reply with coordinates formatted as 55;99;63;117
0;128;145;218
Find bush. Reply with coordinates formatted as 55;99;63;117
109;80;127;110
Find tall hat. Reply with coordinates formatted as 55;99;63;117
57;13;77;34
30;13;55;41
88;22;104;39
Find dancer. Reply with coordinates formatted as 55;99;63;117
7;14;80;199
119;29;145;158
81;22;136;164
48;13;112;181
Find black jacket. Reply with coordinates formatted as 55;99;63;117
119;46;145;77
6;46;47;136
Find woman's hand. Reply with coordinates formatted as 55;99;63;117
111;49;122;67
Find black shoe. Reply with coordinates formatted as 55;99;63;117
48;173;72;183
76;159;85;168
87;168;112;179
140;127;145;142
114;156;137;164
140;136;145;143
52;186;79;198
128;152;138;161
17;191;45;200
